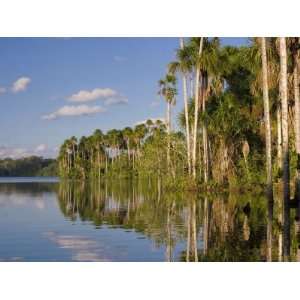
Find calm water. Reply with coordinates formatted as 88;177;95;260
0;177;298;261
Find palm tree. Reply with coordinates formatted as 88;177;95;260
123;127;133;162
188;37;222;181
86;136;95;175
248;38;282;172
168;38;193;175
192;37;204;179
260;37;273;204
146;119;154;128
279;37;290;259
92;129;104;178
158;74;177;168
158;74;177;134
70;136;77;163
133;123;147;163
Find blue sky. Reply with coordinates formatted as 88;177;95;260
0;37;248;158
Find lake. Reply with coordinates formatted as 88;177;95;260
0;177;298;261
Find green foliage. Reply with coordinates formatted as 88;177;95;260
0;156;57;177
57;37;300;192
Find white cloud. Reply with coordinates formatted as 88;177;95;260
12;77;31;93
42;104;106;120
35;144;47;152
33;144;58;158
0;147;28;159
67;87;128;106
0;87;6;95
0;144;57;159
68;88;119;102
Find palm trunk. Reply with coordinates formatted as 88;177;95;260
127;140;130;162
202;83;209;183
168;101;172;133
203;127;209;183
97;150;101;179
133;150;135;169
72;144;75;168
261;37;274;204
90;150;94;175
279;37;290;260
293;45;300;203
67;153;70;174
192;37;204;179
277;105;283;170
180;38;192;175
198;137;202;179
167;101;171;169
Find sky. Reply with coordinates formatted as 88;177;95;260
0;37;248;159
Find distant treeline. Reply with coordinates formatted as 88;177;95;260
0;156;57;177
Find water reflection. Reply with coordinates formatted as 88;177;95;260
55;180;299;261
1;178;299;261
57;180;187;261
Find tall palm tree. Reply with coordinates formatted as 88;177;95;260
192;37;204;179
168;38;193;175
133;123;147;160
123;126;133;162
185;37;223;182
158;74;177;168
260;37;273;204
188;37;222;181
92;129;104;178
158;74;177;133
279;37;290;259
248;38;282;172
106;129;119;164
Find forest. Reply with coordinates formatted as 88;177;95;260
56;37;300;261
0;156;57;177
57;37;300;200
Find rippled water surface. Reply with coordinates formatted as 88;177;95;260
0;177;298;261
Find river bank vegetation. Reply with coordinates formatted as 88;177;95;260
58;38;300;195
0;156;57;177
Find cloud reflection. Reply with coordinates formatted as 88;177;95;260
0;194;46;210
45;231;111;262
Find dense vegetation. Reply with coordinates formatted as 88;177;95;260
57;37;300;261
58;38;300;192
0;156;57;177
